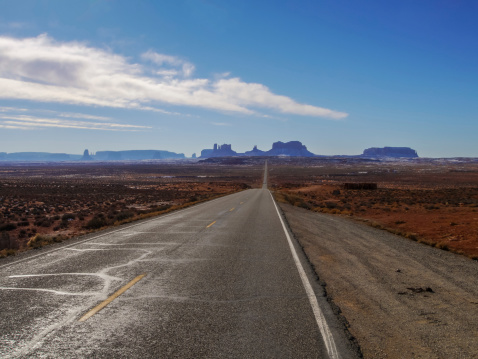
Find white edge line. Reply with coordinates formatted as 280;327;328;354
0;192;240;270
269;191;341;359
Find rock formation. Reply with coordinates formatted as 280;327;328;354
200;141;315;158
362;147;418;158
200;144;238;158
265;141;315;157
80;149;93;161
244;145;265;156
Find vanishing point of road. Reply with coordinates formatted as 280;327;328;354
0;162;357;358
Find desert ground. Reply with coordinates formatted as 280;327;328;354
280;203;478;358
1;157;477;358
0;161;263;257
269;157;478;259
2;157;477;260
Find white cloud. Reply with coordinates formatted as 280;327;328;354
0;34;348;119
57;112;111;121
0;106;28;112
142;50;195;78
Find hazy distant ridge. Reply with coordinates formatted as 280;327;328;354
0;144;420;162
94;150;185;161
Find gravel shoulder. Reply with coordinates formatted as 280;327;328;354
280;203;478;359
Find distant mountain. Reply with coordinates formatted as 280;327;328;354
265;141;315;157
200;141;315;158
0;149;185;162
362;147;418;158
0;152;79;161
200;144;238;158
94;150;185;161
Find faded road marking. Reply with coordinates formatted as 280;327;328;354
206;221;216;228
79;273;146;322
229;207;235;212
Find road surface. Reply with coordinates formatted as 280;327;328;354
0;164;356;358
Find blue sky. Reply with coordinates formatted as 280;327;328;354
0;0;477;157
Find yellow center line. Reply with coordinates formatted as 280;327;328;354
206;220;216;228
240;202;244;204
229;207;235;212
79;273;146;322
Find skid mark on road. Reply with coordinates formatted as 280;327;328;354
0;287;98;296
9;273;121;280
85;242;177;246
65;248;111;252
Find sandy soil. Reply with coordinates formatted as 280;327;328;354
280;203;478;359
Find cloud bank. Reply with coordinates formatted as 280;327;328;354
0;34;348;119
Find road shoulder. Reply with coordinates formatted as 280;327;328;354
279;203;478;359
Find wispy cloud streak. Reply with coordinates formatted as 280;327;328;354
0;114;151;132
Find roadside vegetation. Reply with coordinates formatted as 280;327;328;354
0;162;262;257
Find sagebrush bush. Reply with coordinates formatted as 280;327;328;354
85;217;107;229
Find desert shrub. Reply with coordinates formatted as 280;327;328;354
325;201;338;209
85;217;107;230
406;233;419;241
61;213;76;221
28;234;66;249
148;204;172;213
18;220;29;227
436;242;450;251
296;200;311;209
0;248;16;258
0;232;11;250
53;215;61;220
34;218;53;227
115;210;135;221
0;223;17;231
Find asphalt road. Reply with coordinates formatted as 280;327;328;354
0;164;357;358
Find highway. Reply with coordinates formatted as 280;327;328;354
0;163;356;358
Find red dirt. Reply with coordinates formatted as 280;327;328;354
270;159;478;259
